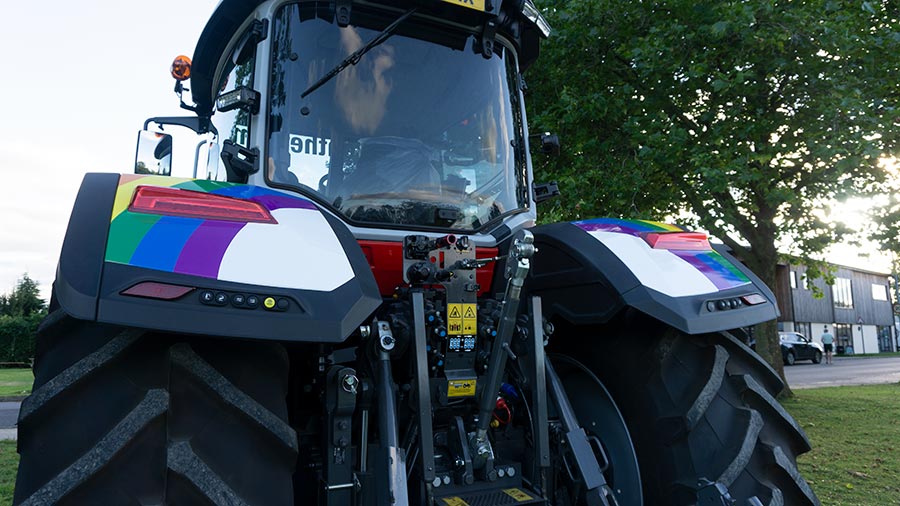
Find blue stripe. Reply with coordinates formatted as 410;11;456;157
129;216;204;271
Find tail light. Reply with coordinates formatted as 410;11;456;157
129;186;277;224
643;231;711;251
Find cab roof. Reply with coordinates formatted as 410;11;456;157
190;0;548;115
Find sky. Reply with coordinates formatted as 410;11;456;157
0;1;893;302
0;1;219;299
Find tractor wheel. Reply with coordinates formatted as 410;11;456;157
553;312;819;506
14;311;298;505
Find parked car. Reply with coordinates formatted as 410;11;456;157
779;331;824;365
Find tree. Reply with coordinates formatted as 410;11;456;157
0;274;46;363
1;274;46;318
528;0;900;394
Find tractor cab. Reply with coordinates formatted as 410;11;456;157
139;0;550;235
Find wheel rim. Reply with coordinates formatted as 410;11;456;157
815;351;822;363
787;351;795;365
553;356;643;505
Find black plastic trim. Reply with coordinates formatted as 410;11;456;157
528;222;779;335
95;211;381;343
55;173;119;321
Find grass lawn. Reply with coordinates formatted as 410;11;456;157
783;383;900;505
0;441;14;503
0;368;32;398
0;383;897;504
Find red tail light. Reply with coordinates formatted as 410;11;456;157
129;186;277;223
121;281;194;300
643;231;711;251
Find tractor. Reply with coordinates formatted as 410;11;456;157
14;1;819;505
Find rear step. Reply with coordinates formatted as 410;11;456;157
436;486;546;506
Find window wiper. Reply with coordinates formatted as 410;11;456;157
300;7;418;99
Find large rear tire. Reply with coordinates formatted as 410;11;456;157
14;311;298;505
553;313;819;506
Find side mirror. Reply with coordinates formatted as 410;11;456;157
538;132;560;155
135;131;173;176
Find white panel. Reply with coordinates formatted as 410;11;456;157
859;325;879;354
585;231;718;297
218;208;355;292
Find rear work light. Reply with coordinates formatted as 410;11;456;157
129;186;277;224
642;231;711;251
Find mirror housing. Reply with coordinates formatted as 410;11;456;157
539;132;560;155
134;131;173;176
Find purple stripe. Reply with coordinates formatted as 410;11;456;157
675;252;748;290
250;195;318;211
575;221;643;236
174;221;246;278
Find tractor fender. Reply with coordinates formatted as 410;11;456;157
55;173;381;342
528;219;779;334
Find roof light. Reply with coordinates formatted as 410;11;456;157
643;232;711;251
522;0;552;37
121;281;194;300
129;186;277;223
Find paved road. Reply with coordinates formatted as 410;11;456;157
0;402;20;429
784;356;900;389
0;401;20;440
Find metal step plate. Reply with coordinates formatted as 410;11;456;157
437;486;546;506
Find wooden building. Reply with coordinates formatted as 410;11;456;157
774;262;896;354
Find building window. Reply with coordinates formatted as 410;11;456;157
795;322;812;339
800;274;808;290
833;278;853;308
872;284;888;301
790;271;797;289
877;326;893;352
834;323;852;352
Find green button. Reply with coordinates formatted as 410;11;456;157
263;297;276;309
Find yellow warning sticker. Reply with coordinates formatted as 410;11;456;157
447;304;463;335
442;497;470;506
439;0;486;12
447;379;477;398
502;488;534;502
462;303;477;334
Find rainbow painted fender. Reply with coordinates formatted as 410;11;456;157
54;173;381;342
528;218;778;334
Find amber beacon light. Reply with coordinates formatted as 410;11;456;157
170;55;192;81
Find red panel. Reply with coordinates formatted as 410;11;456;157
357;240;498;297
643;231;711;251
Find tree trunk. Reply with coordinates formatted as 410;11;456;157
745;247;794;398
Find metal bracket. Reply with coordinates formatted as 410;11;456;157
527;297;551;491
411;291;436;482
220;140;259;183
476;17;499;58
324;366;358;504
546;360;616;506
696;479;737;506
335;0;352;27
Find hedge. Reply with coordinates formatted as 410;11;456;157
0;313;42;364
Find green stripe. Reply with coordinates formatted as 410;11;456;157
191;180;235;192
106;212;162;263
172;180;207;192
708;251;750;281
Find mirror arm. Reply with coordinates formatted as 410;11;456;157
144;116;218;136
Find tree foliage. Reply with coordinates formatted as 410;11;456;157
0;274;47;364
527;0;900;392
